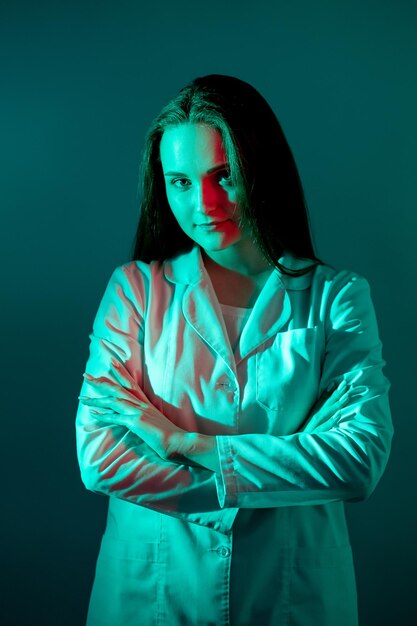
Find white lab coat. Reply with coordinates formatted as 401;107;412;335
76;244;393;626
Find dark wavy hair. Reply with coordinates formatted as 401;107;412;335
130;74;322;276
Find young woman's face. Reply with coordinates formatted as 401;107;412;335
160;123;245;252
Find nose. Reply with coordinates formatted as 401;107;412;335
195;179;217;215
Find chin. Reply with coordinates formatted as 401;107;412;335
199;236;242;252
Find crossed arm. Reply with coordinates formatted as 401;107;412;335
79;365;350;474
76;265;393;520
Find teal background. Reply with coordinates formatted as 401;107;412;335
2;1;416;624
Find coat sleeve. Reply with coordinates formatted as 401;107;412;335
75;264;238;534
215;272;393;509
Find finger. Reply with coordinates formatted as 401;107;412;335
79;394;131;403
302;394;346;432
311;410;342;433
305;406;344;433
337;389;351;406
315;393;353;428
323;391;350;412
90;408;116;415
89;409;129;427
315;380;347;412
82;373;140;405
325;379;347;394
83;369;150;405
79;396;144;412
326;378;347;392
321;383;351;410
109;358;153;405
110;358;141;390
83;372;120;390
337;378;348;390
79;395;119;405
330;379;349;397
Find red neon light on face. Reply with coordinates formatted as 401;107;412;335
160;123;243;252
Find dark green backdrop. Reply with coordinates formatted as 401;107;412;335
2;1;416;624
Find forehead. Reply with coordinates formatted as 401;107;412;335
159;123;227;170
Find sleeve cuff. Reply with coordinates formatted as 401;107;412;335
215;435;238;508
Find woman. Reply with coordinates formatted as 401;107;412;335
76;74;393;625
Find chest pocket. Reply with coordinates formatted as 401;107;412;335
256;326;322;414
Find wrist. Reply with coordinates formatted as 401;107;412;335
183;433;220;473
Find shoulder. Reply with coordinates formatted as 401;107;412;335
108;257;167;293
98;259;164;318
314;263;371;300
312;263;369;292
309;265;379;337
115;246;198;286
280;257;370;300
114;258;160;280
281;259;375;323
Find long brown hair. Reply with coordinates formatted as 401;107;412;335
130;74;322;276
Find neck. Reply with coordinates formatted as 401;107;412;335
200;240;272;279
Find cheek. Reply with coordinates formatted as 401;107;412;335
164;185;179;211
168;196;191;229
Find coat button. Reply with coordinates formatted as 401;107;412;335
216;545;231;558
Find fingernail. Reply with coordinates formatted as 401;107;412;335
352;385;368;395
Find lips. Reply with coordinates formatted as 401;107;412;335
197;219;229;226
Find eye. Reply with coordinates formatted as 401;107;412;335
217;169;233;186
170;178;191;190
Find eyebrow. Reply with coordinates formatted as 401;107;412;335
163;163;229;177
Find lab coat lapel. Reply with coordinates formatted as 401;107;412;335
237;254;316;362
164;246;237;376
164;245;314;370
237;271;292;362
182;278;237;376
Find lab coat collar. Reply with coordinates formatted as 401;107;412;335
163;245;315;291
163;246;316;366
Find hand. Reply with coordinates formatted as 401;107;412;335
79;360;190;462
298;379;352;433
179;433;221;473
